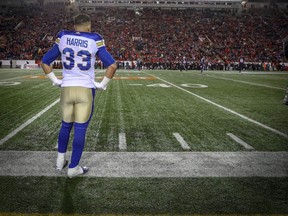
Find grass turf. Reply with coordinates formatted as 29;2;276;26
0;69;288;214
0;176;288;214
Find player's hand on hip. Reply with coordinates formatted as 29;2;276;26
93;80;106;90
52;79;62;87
46;71;62;87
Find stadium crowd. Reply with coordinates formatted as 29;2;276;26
0;7;287;70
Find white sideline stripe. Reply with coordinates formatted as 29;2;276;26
173;133;190;150
0;75;27;81
0;151;288;177
119;133;127;150
227;133;254;150
0;99;60;145
205;75;286;90
145;72;288;139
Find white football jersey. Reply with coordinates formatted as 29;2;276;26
55;30;105;88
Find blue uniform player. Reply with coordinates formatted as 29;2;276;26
41;14;117;178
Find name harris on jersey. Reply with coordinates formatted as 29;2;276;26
66;37;88;48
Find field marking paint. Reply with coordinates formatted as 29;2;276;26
0;75;27;82
205;74;286;90
0;81;21;86
127;84;143;86
180;83;208;88
119;133;127;150
93;93;109;146
0;99;60;145
144;72;288;139
241;71;288;75
25;75;156;80
193;70;288;75
173;133;190;150
227;133;254;150
1;151;288;177
116;81;126;148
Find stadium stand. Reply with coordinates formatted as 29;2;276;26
0;7;287;70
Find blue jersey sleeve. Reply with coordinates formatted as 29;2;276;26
97;48;115;67
41;44;61;65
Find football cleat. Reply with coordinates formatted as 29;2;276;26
67;165;89;178
283;94;288;105
56;159;68;171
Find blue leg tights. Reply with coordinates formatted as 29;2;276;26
58;121;73;153
69;123;87;168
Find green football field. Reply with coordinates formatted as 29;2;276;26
0;68;288;215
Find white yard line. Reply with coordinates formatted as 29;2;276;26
173;133;190;150
116;82;127;150
241;71;288;75
205;75;286;90
0;151;287;177
144;72;288;139
197;71;288;75
93;94;108;146
227;133;254;150
0;75;27;81
119;133;127;150
0;99;60;145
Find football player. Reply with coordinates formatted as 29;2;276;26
283;37;288;106
41;14;117;178
283;88;288;105
239;57;244;73
200;56;205;74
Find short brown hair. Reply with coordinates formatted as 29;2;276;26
74;14;91;25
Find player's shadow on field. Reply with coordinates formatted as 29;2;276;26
58;177;85;214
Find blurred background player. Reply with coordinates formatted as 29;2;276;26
239;57;244;73
200;56;205;74
41;13;117;178
283;88;288;105
180;56;187;72
283;36;288;105
136;58;142;71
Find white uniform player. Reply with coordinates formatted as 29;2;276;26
41;14;117;178
56;30;104;88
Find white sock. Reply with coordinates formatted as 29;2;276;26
56;152;66;170
57;152;65;160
